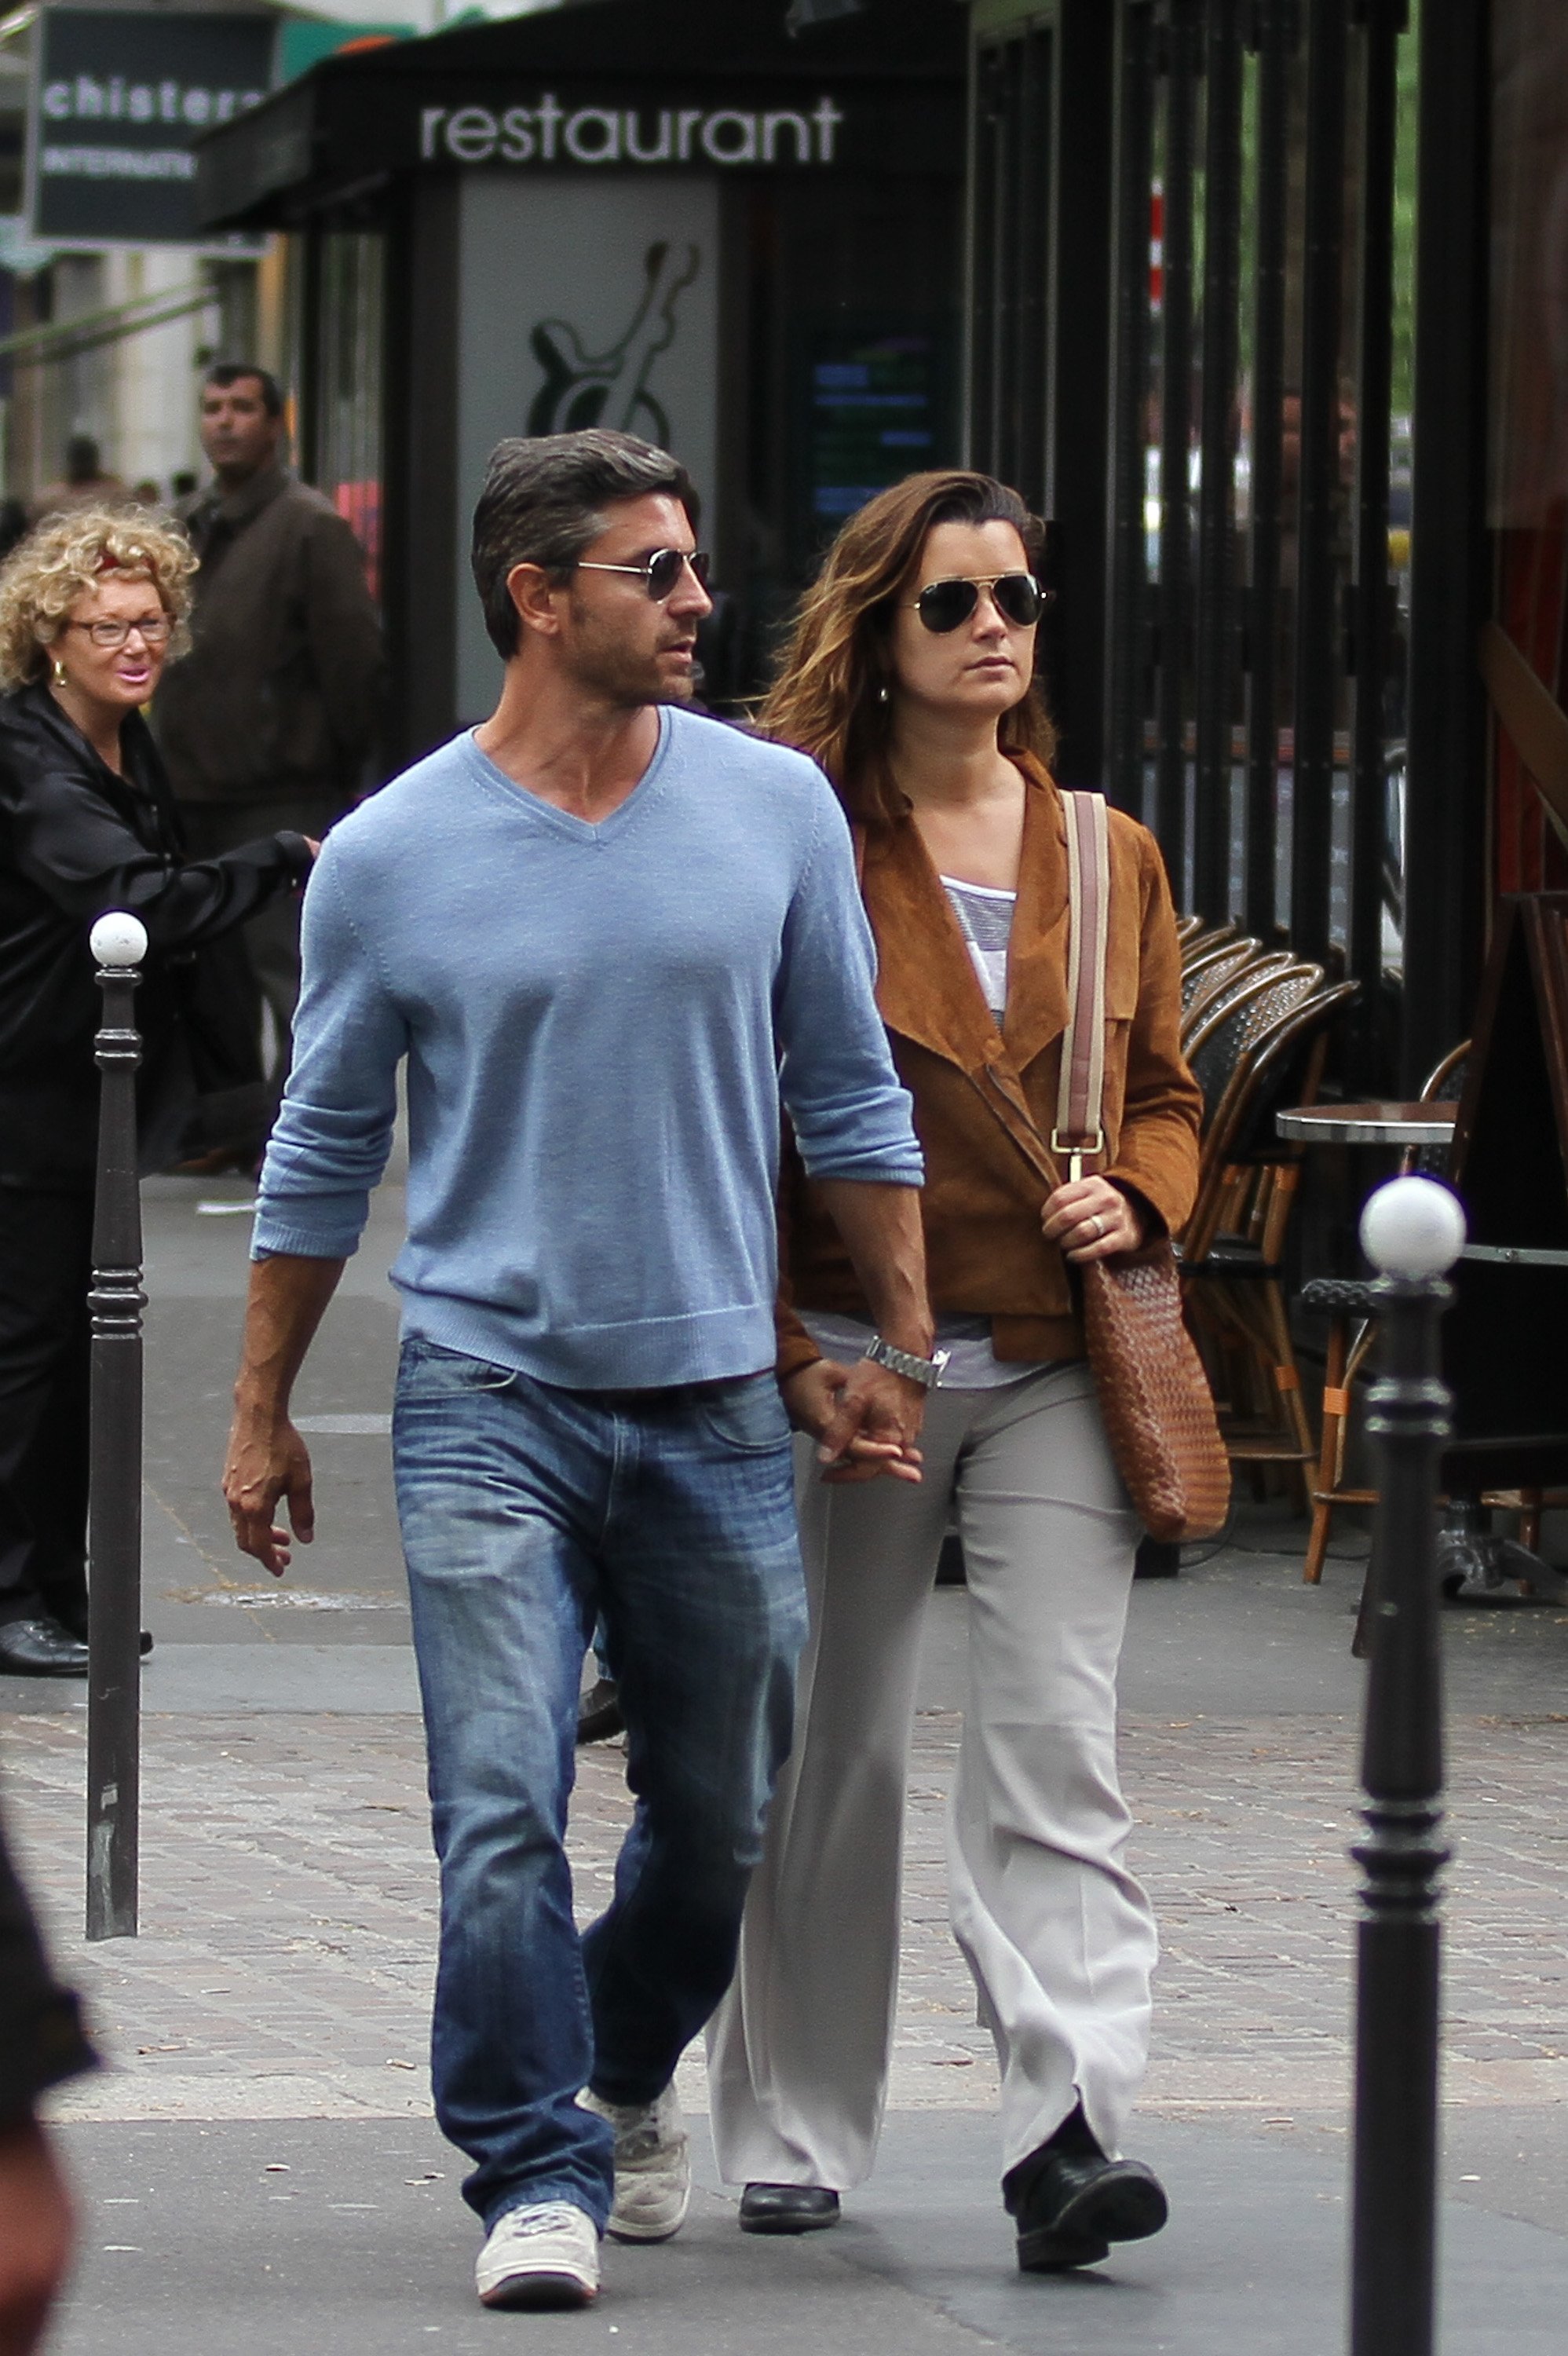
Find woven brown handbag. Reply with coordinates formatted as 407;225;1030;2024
1053;793;1230;1543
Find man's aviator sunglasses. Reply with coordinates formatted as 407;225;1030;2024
909;573;1050;635
576;548;711;601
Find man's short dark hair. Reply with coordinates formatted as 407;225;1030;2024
471;430;696;660
203;361;284;419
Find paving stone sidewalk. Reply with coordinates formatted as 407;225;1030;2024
7;1698;1566;2131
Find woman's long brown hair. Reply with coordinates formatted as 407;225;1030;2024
758;470;1058;828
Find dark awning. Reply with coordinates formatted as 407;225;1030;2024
196;0;965;229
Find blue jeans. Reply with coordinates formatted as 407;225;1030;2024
392;1338;806;2231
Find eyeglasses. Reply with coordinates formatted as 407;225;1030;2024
576;548;711;602
908;573;1049;635
67;615;172;649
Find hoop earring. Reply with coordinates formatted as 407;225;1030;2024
51;657;67;687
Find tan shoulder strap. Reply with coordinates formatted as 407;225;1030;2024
1054;790;1110;1179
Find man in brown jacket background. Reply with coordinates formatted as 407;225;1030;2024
155;361;385;1148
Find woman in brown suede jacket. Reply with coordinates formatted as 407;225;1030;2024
707;473;1202;2277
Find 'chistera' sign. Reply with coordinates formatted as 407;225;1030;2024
42;71;262;137
29;9;273;247
420;94;846;167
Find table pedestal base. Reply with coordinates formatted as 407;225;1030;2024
1435;1502;1568;1603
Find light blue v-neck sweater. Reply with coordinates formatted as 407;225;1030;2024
252;707;922;1389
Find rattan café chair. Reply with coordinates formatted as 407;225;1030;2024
1181;976;1358;1509
1181;934;1259;1019
1179;914;1234;958
1180;928;1248;990
1182;945;1296;1053
1183;954;1321;1079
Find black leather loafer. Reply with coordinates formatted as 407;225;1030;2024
738;2183;841;2234
59;1604;153;1657
0;1615;90;1677
576;1677;623;1745
1011;2150;1168;2273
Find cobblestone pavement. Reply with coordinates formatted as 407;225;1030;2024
7;1698;1566;2131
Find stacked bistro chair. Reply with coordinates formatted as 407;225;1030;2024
1182;946;1299;1054
1179;926;1242;995
1182;935;1263;1030
1175;949;1359;1509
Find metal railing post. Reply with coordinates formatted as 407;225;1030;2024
1351;1175;1467;2356
85;912;148;1942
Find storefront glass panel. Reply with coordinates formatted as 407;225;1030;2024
313;230;385;601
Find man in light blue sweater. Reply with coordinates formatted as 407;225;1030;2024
221;430;936;2314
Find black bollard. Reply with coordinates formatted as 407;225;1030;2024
85;912;148;1942
1350;1176;1467;2356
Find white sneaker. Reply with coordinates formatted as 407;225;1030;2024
580;2082;692;2242
475;2201;600;2310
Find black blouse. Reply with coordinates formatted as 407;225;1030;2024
0;679;309;1184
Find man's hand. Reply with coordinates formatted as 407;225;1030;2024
783;1357;925;1485
223;1254;345;1575
223;1405;316;1576
0;2116;74;2356
1041;1176;1144;1264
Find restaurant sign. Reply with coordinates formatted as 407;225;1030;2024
192;63;963;233
29;8;274;247
418;93;846;170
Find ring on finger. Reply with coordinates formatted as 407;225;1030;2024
1089;1213;1104;1240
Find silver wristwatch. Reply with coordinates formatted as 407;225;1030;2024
863;1335;950;1391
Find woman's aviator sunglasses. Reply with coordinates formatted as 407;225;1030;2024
909;572;1050;635
576;547;712;602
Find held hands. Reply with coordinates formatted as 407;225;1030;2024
221;1407;316;1575
1041;1175;1144;1264
782;1358;927;1485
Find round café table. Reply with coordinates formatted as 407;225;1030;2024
1275;1100;1457;1151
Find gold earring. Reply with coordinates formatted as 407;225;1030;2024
51;657;67;686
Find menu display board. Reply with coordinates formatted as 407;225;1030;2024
798;323;950;565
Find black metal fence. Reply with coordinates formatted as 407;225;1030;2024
966;0;1477;1092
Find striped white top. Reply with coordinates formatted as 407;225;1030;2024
941;874;1015;1020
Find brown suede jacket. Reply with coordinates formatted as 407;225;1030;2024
777;756;1202;1376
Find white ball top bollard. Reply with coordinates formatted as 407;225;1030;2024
1359;1174;1467;1282
89;911;148;969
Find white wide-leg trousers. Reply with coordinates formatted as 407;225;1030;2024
707;1362;1157;2189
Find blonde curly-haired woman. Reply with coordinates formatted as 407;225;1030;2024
0;506;314;1675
